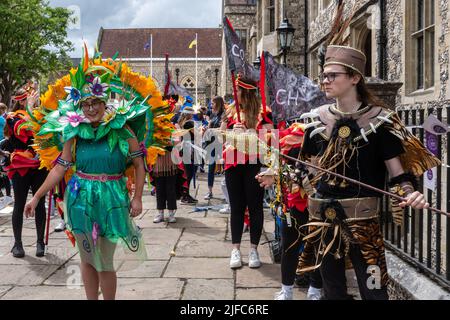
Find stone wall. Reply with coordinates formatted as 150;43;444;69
128;60;222;106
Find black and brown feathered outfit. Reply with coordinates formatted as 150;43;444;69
296;103;440;299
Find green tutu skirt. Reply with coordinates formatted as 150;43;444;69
63;136;147;272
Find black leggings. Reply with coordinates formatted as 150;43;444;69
0;175;11;196
320;239;388;300
281;207;322;288
12;169;47;243
154;175;177;211
226;164;264;246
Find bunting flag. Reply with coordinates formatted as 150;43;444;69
262;51;332;126
223;16;259;82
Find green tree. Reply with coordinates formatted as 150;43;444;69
0;0;74;104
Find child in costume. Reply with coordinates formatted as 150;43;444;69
24;46;174;300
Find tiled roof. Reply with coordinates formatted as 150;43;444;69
98;28;222;59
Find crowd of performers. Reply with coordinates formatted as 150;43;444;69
0;42;439;300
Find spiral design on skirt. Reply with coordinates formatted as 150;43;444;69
82;235;92;253
125;235;140;253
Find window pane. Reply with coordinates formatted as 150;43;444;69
417;35;424;89
269;6;275;32
417;0;424;30
426;0;435;26
425;29;435;88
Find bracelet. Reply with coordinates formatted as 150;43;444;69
129;150;144;159
56;157;73;171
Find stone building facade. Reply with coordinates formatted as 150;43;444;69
98;27;222;107
221;0;307;97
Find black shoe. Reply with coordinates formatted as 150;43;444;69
36;241;45;257
188;195;198;203
11;242;25;258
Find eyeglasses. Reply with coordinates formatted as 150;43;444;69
81;100;104;112
319;72;349;83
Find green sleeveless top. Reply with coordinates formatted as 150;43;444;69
75;136;127;175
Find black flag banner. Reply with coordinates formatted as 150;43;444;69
263;52;331;125
166;81;190;97
223;16;259;82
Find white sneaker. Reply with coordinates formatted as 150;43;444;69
306;286;323;300
3;196;13;206
168;212;176;223
248;248;261;268
219;205;230;214
54;220;66;232
0;198;7;211
153;213;165;223
274;289;293;300
204;192;213;200
229;249;242;269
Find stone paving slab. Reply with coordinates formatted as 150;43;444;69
141;228;182;245
236;264;281;288
180;228;227;241
164;257;233;279
1;285;87;300
0;264;60;286
175;240;231;258
0;246;77;265
0;286;12;298
115;278;184;300
165;217;228;229
117;260;168;278
43;264;84;286
182;279;234;300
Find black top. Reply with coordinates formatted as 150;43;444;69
301;123;405;199
208;111;223;129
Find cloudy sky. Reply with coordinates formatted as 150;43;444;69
50;0;223;57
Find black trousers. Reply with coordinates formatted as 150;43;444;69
0;175;11;196
320;237;389;300
225;164;264;246
154;175;177;211
12;169;48;244
184;163;197;193
281;207;323;288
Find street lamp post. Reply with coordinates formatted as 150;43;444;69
214;68;219;96
175;68;180;85
253;56;261;69
276;17;296;66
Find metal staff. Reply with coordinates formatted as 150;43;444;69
278;152;450;218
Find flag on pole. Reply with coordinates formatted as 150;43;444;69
223;16;259;82
261;51;332;126
144;36;152;50
189;34;199;104
188;38;197;49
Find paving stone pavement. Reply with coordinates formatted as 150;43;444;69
0;173;360;300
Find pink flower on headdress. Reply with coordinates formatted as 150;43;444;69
58;111;90;127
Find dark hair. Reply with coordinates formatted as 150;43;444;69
345;67;386;108
212;96;225;114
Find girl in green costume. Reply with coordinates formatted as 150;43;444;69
23;45;174;300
